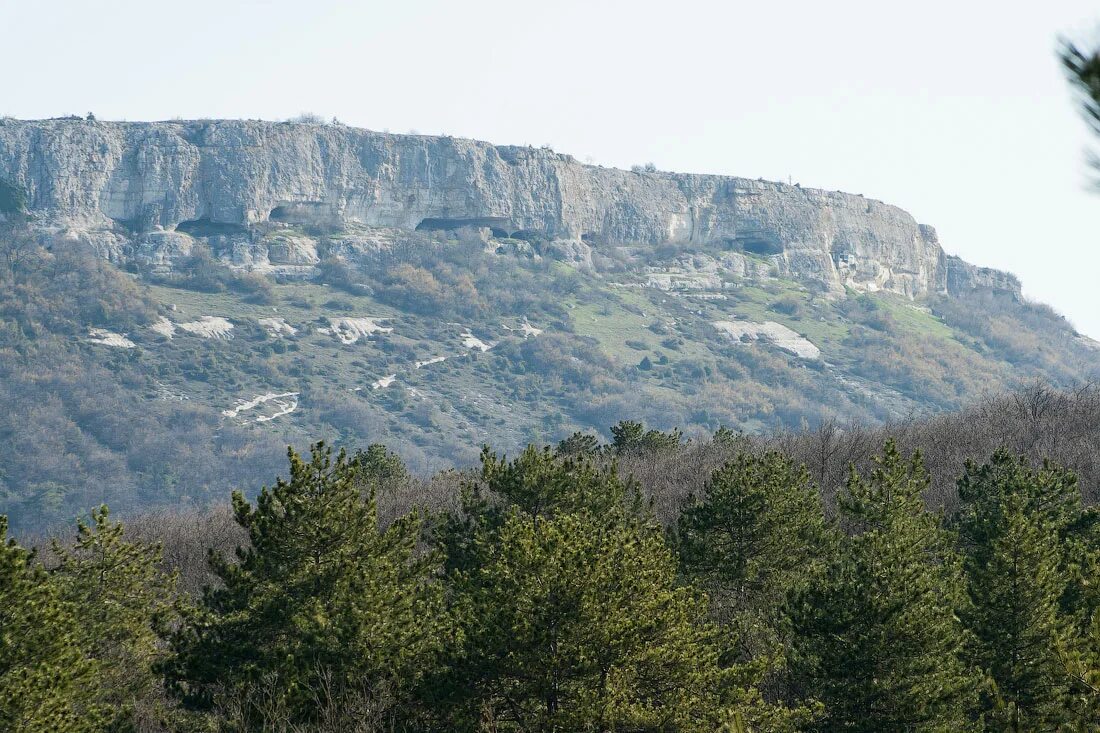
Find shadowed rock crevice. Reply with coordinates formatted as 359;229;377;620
736;232;784;256
175;219;248;237
415;216;514;233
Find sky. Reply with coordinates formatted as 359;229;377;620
3;0;1100;336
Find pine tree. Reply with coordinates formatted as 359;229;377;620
609;420;647;453
166;442;449;728
955;451;1097;730
678;452;837;706
555;431;602;458
1062;612;1100;730
1061;39;1100;173
678;452;835;620
50;505;179;731
608;420;682;455
457;508;727;731
434;446;810;732
788;441;979;732
0;516;104;732
354;443;410;496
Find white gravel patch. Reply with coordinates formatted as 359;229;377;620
178;316;234;339
223;392;300;422
329;317;393;344
372;374;397;389
503;320;544;338
87;328;136;348
713;320;821;360
258;317;298;337
150;317;176;338
461;328;496;352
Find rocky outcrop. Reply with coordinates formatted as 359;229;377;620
944;255;1021;295
0;117;1018;298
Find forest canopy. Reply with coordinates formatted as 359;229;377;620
5;412;1100;731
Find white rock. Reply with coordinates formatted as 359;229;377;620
223;391;299;422
178;316;234;339
501;320;543;338
87;328;135;348
267;235;319;265
372;374;397;389
461;329;496;352
329;317;393;345
150;317;176;338
258;317;297;337
713;320;821;360
256;398;298;422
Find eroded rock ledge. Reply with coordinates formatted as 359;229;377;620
0;117;1019;298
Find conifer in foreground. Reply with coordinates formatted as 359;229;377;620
955;451;1099;730
0;517;103;732
50;505;179;730
432;446;812;732
165;442;449;729
789;442;979;732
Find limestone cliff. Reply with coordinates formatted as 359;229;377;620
0;117;1017;298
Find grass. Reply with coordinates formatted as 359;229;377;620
568;288;716;366
870;294;957;341
719;280;850;351
568;299;656;364
147;282;398;323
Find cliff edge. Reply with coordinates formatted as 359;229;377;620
0;117;1018;298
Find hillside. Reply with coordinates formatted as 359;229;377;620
0;117;1097;531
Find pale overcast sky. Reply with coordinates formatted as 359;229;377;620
4;1;1100;337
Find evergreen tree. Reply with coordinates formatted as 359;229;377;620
479;444;642;518
434;446;809;732
955;451;1099;730
677;452;837;703
166;443;449;729
0;516;103;732
788;441;979;732
50;505;179;732
1062;612;1100;730
1062;39;1100;172
555;431;602;458
609;420;647;453
455;508;727;731
354;442;410;497
678;452;835;620
712;424;742;447
608;420;683;455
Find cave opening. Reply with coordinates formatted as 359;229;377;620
415;216;513;233
175;218;249;237
737;234;783;256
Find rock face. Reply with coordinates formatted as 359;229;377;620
0;118;1017;298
